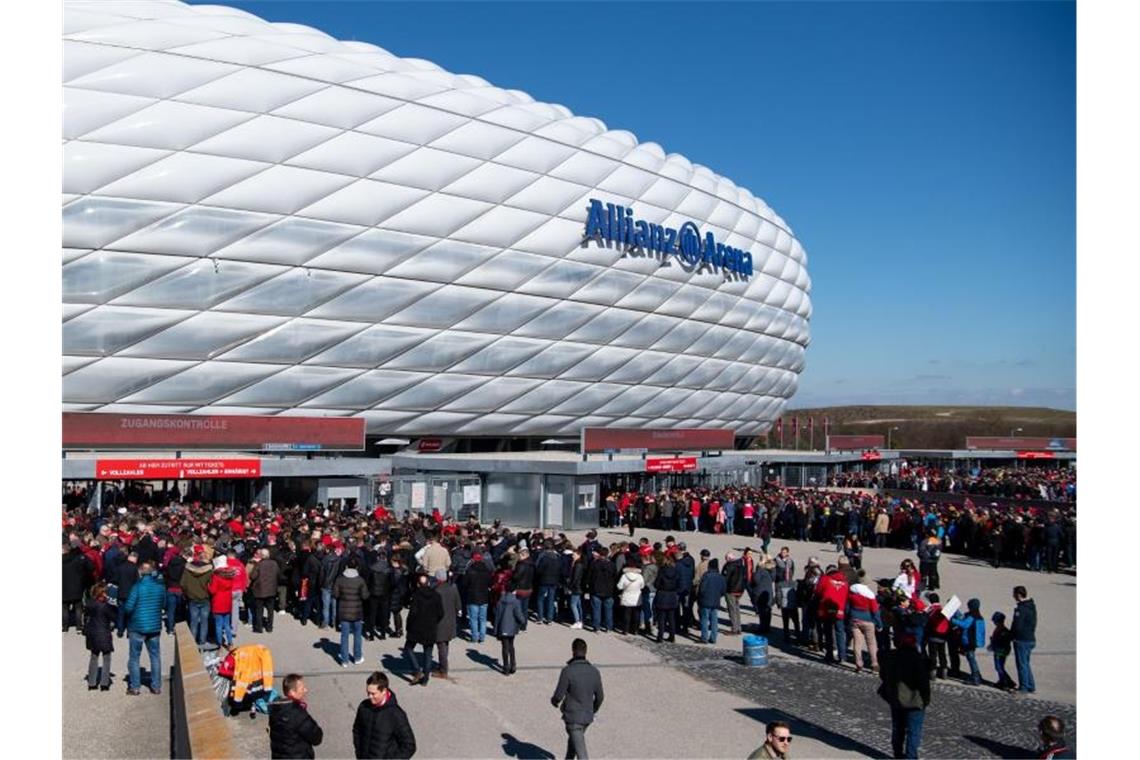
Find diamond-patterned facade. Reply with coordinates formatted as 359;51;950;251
62;0;812;437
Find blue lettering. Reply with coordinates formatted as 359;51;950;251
634;220;649;250
585;199;608;239
663;227;677;254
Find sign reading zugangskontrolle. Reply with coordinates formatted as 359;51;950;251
64;413;365;451
95;459;262;480
645;457;699;473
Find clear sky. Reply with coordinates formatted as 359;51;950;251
205;1;1076;411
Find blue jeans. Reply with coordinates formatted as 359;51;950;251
187;600;210;645
467;604;488;642
214;613;232;647
404;642;432;681
699;607;718;643
994;654;1013;686
322;588;337;628
117;604;129;635
165;591;182;634
340;620;363;663
232;590;243;628
537;585;557;623
1014;640;1035;692
963;648;981;684
128;631;162;692
890;706;925;759
590;597;613;631
569;594;583;625
725;516;735;534
641;590;655;626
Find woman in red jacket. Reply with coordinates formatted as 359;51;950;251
208;557;237;647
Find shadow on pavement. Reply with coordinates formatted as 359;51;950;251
380;653;415;682
311;637;340;664
466;647;501;673
963;734;1036;758
735;707;890;758
500;732;555;759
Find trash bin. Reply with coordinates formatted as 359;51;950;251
743;634;768;667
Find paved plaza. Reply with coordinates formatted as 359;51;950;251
62;528;1075;758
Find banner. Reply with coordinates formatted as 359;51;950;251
860;450;882;461
827;434;886;450
582;428;733;453
1016;450;1057;459
64;412;365;451
645;457;699;473
966;436;1075;451
95;458;261;480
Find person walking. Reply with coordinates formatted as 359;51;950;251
697;558;726;644
269;674;324;759
494;583;527;676
878;638;931;759
250;548;281;633
816;564;850;666
123;561;165;696
181;548;213;646
403;573;444;686
1011;585;1037;694
747;720;793;759
988;611;1016;692
551;638;604;760
848;580;882;674
352;671;416;759
334;557;370;667
462;553;493;642
433;569;461;680
83;582;115;691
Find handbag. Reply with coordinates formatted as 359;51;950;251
896;681;925;709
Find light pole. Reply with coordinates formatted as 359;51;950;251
887;426;899;449
1010;427;1023;438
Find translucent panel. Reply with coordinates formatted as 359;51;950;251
370;147;483;192
602;351;672;383
114;258;284;309
630;387;695;419
549;383;627;415
63;303;94;321
549;151;619;187
558;346;638;381
516;260;600;299
383;331;496;371
391;412;477;434
217;268;368;316
265;53;380;83
349;72;448;101
505;175;591;217
219;365;363;406
511;300;601;339
273;86;402;129
670;389;720;418
63;250;190;303
63;196;181;249
286;131;417;176
653;284;712;319
651;319;711;353
298;179;429;227
175;67;324;112
119;311;286;359
442;162;539;204
304;229;434;275
357;103;468;144
452;293;556;334
454;413;533;434
202;165;353;215
507;342;597;379
301;370;427;408
190;115;339;164
597;164;657;199
455;250;553;291
452;205;548;248
305;324;435;368
712;329;758;361
686;328;735;358
380;194;492;238
610;313;677;349
63;248;90;265
512;217;587;257
418;88;503;118
690;292;738;324
213;218;364;266
116;206;273;257
63;86;153;140
97;151;268;204
68;19;228;50
374;373;486;410
63;355;99;374
429;120;525;160
68;51;236;99
384;239;499;283
63;305;193;356
440;377;543;413
615;276;683;312
308;277;440;322
63;357;195;403
567;308;638;344
497;380;587;414
491;135;576;175
63;141;170;195
120;361;280;405
594;387;657;417
644;355;705;386
219;318;366;363
168;35;309;67
64;39;142;82
384;285;499;329
449;336;549;375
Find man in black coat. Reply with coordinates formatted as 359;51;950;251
878;640;931;759
367;552;392;640
535;540;563;625
353;671;416;759
551;638;604;760
403;574;444;686
269;674;323;759
63;541;92;633
587;548;617;633
115;552;140;637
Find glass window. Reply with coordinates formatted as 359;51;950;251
302;370;427;408
216;268;368;316
384;331;497;371
119;311;286;360
64;251;192;304
63;306;194;356
219;365;363;406
374;373;486;410
120;361;280;405
113;258;284;309
220;318;367;363
385;285;499;329
450;336;549;375
63;357;195;403
62;196;181;251
306;324;436;368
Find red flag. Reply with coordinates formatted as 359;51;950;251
776;418;784;447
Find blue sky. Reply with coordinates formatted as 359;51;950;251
209;1;1076;411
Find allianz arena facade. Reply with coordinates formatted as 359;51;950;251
63;0;812;443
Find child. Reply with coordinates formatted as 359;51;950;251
988;611;1016;692
951;598;986;685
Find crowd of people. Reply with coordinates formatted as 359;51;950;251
827;464;1076;503
62;483;1069;758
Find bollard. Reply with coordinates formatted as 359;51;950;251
743;634;769;667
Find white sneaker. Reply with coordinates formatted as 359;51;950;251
571;622;583;630
341;660;350;668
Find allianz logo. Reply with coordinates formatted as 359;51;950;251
582;198;753;278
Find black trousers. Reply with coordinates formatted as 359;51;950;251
655;609;676;641
64;600;84;631
781;605;800;640
499;636;516;673
253;597;275;632
367;597;390;637
620;605;639;635
927;639;948;676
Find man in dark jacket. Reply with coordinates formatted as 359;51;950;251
878;640;931;759
675;544;696;634
551;638;604;760
535;541;563;625
181;550;213;645
587;548;616;633
63;541;92;633
722;552;746;635
335;558;371;666
353;671;416;759
367;552;392;640
1011;585;1037;694
697;558;727;644
404;574;444;686
301;544;322;626
433;569;462;679
320;544;346;629
462;554;493;642
250;548;282;633
115;552;140;637
163;546;188;635
269;674;323;759
124;562;165;696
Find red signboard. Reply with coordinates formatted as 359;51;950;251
64;413;365;451
95;458;261;480
582;428;734;453
827;435;886;450
645;457;699;473
417;438;442;453
966;436;1075;451
860;450;882;461
1016;451;1056;460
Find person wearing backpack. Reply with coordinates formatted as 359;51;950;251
951;598;986;685
877;637;931;759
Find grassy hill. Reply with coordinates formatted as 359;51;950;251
765;405;1076;450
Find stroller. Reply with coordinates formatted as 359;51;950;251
205;643;277;717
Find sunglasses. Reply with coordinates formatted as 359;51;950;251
772;735;792;743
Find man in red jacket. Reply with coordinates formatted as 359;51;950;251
815;565;850;666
